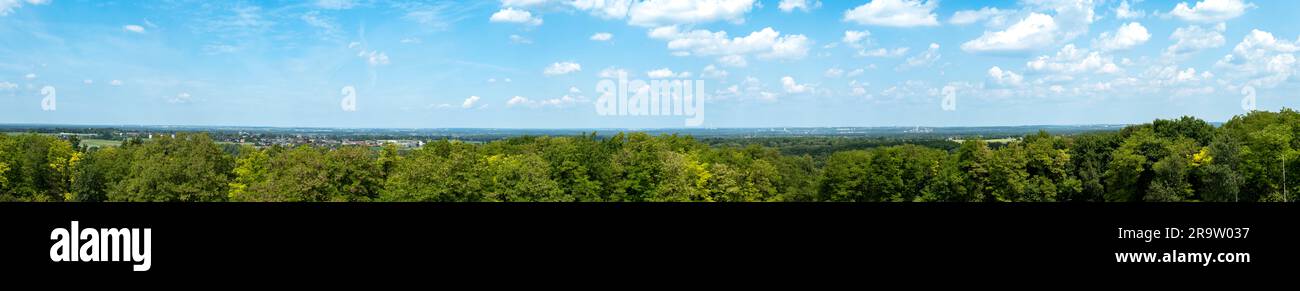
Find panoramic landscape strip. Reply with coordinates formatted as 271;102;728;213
2;110;1296;202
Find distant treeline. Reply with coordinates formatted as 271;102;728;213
2;110;1299;202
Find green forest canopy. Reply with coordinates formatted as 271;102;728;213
3;110;1300;202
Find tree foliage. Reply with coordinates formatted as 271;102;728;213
3;111;1298;202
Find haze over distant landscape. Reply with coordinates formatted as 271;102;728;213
2;0;1298;128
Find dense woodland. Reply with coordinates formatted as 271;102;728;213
2;110;1300;202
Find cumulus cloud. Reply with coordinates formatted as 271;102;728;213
781;76;811;94
961;0;1099;54
0;81;16;90
1026;44;1122;75
1093;22;1150;51
462;95;481;108
110;80;123;86
1116;0;1146;19
843;0;940;27
598;66;628;78
505;93;584;108
506;96;532;107
701;65;728;79
1169;0;1253;23
898;43;941;71
860;47;909;57
779;0;821;13
1165;23;1226;57
646;68;691;78
950;7;1012;26
961;13;1059;54
716;55;748;67
649;26;811;62
544;61;582;76
1214;29;1300;88
987;66;1024;86
627;0;758;27
590;32;613;41
842;30;870;48
490;7;543;26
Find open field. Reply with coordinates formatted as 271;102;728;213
81;139;122;148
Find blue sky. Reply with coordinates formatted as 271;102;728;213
1;0;1299;128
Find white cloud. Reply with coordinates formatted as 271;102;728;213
544;61;582;76
0;0;50;17
824;68;844;78
717;55;748;67
843;0;940;27
502;0;555;8
1093;22;1150;51
781;76;811;94
1169;0;1253;23
83;79;93;85
987;66;1024;86
961;13;1059;54
701;65;729;79
462;96;481;108
898;43;941;70
598;66;628;78
539;93;583;107
1214;29;1300;88
779;0;821;13
842;30;870;48
568;0;634;19
849;80;870;97
1116;0;1146;19
490;7;543;26
590;32;613;41
1175;67;1204;82
650;26;811;61
1165;24;1225;57
504;93;582;108
847;68;866;77
24;73;36;80
110;80;123;86
365;51;389;66
860;47;909;57
1027;44;1122;75
711;76;775;102
168;92;193;104
0;81;16;90
401;37;422;44
316;0;356;10
509;34;533;44
349;42;390;66
507;96;532;107
950;7;1011;26
958;0;1097;55
123;25;146;33
627;0;757;27
646;68;690;78
1026;0;1097;41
